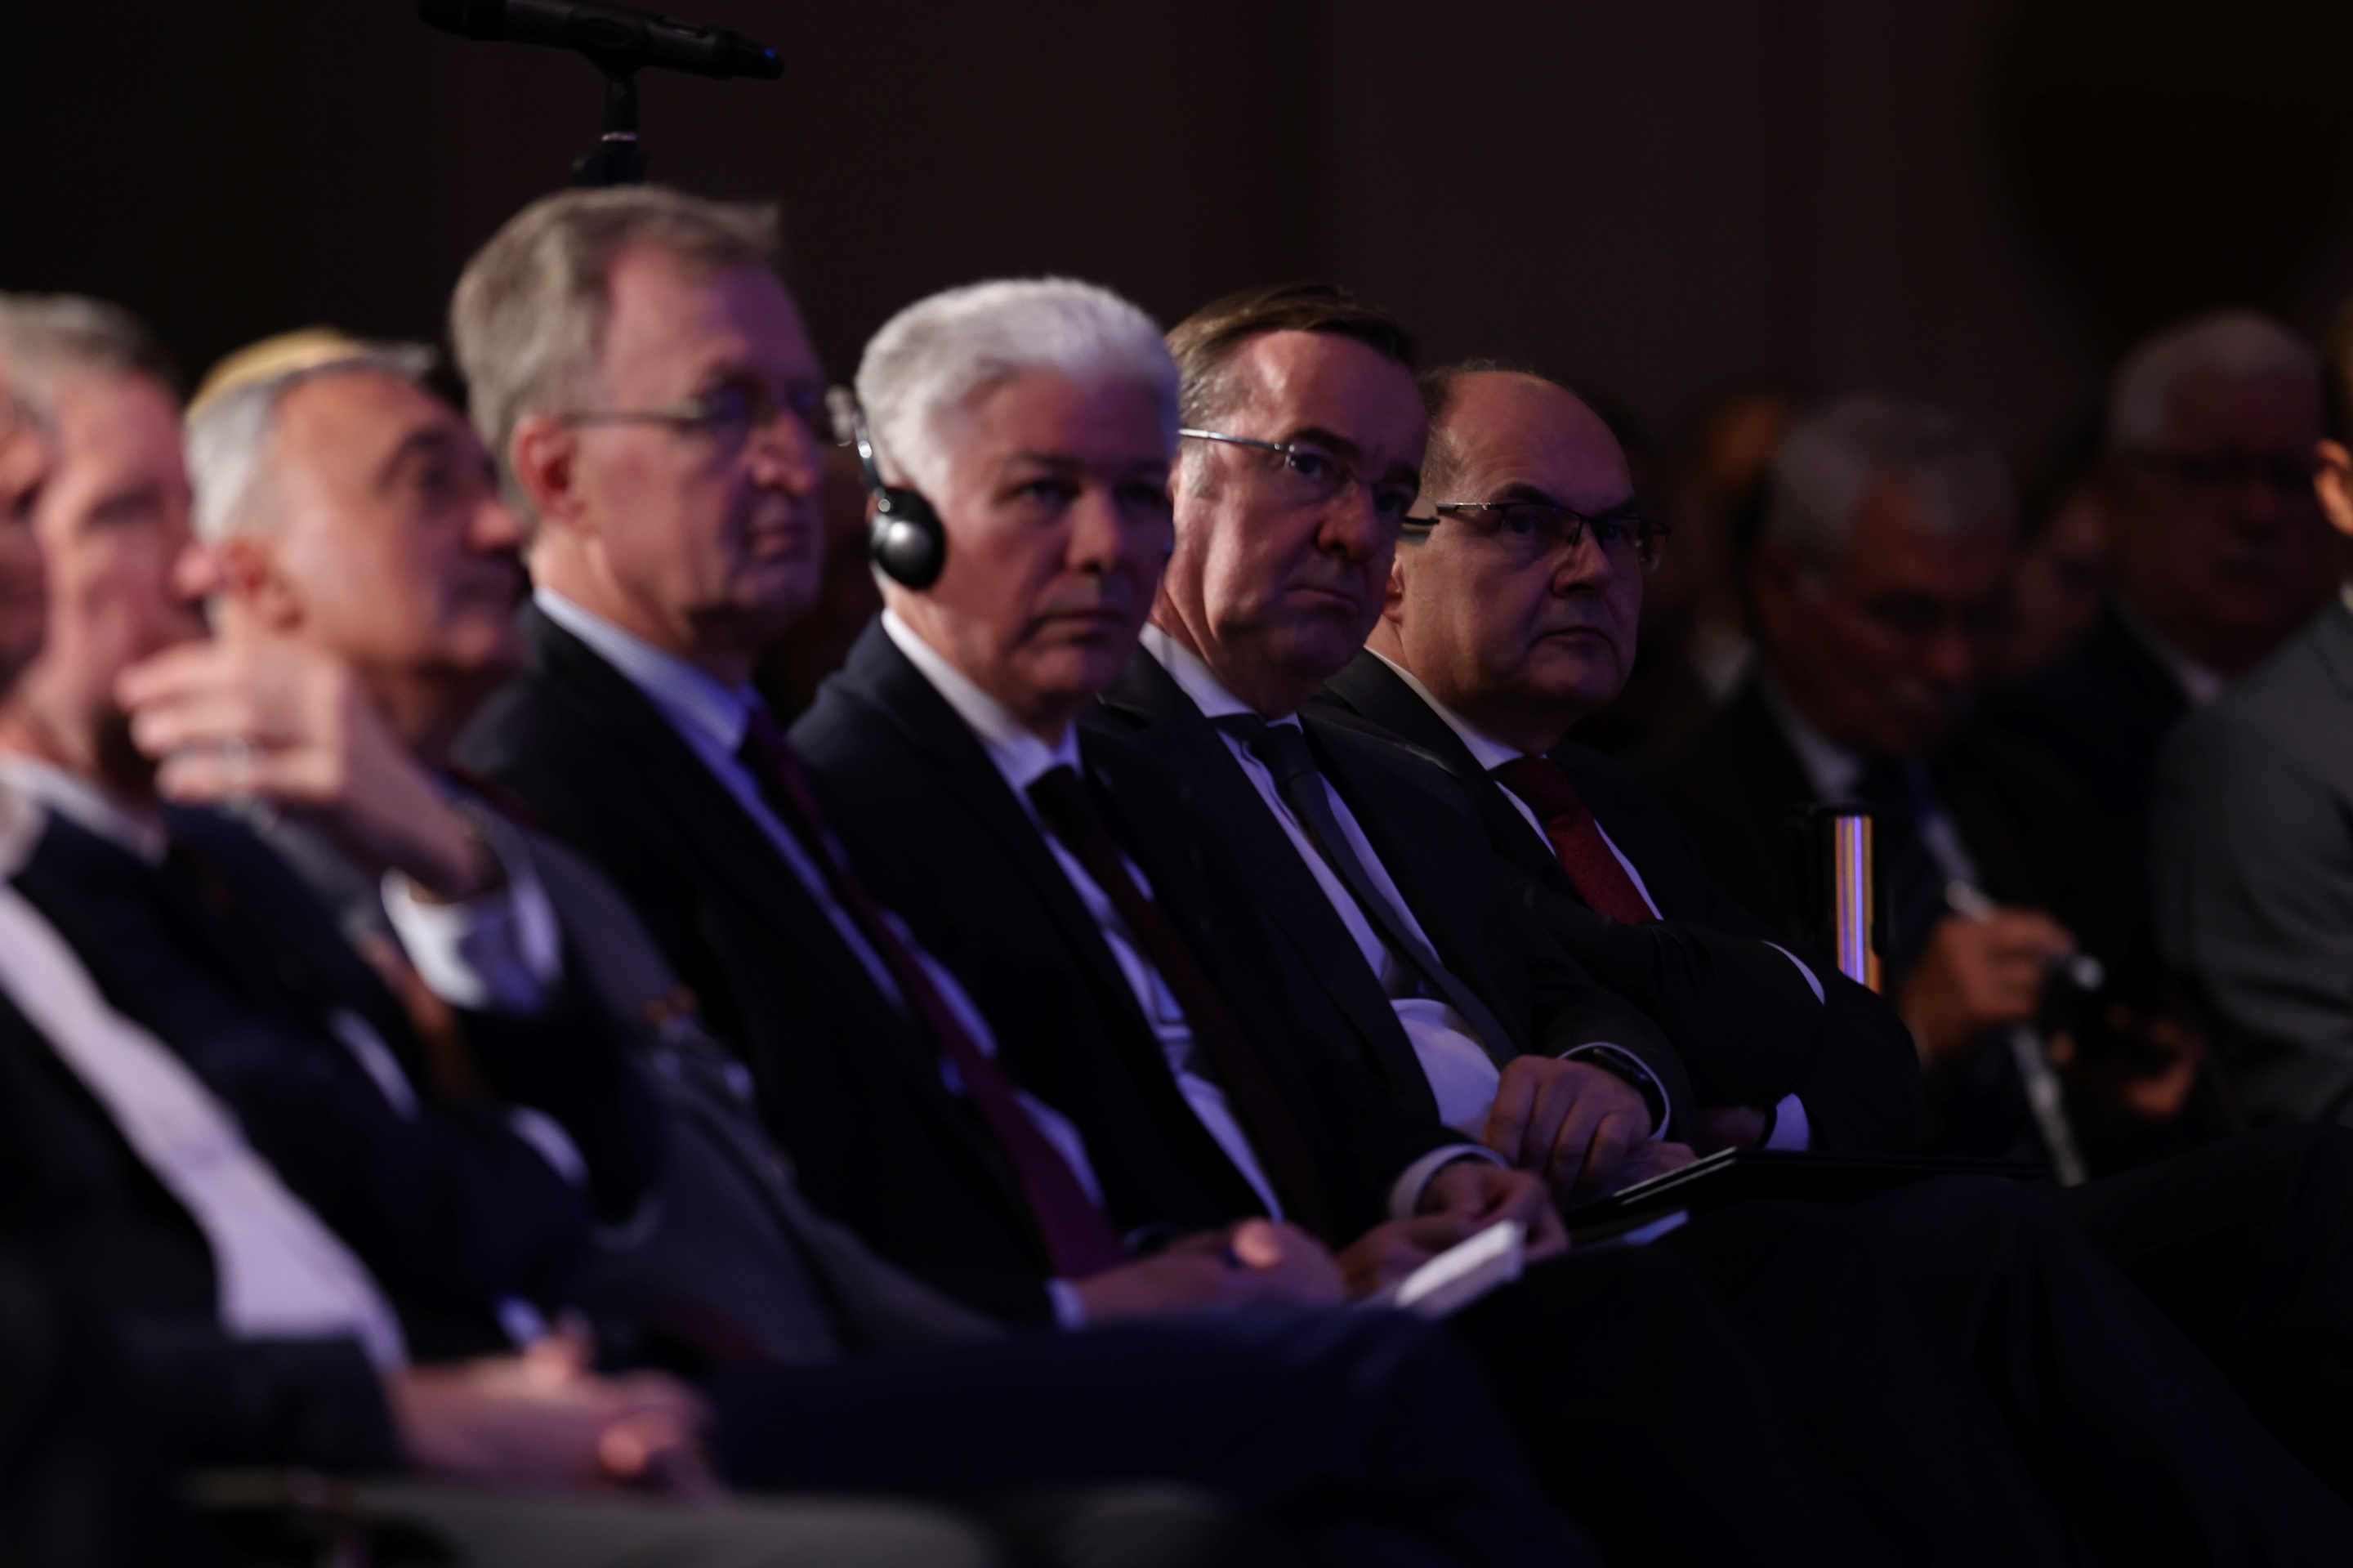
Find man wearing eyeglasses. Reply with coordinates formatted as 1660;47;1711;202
1645;395;2201;1175
1090;285;1694;1204
1985;309;2337;930
1315;365;1920;1159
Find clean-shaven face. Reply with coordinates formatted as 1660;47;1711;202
565;247;829;657
890;370;1172;736
1161;330;1425;712
1387;373;1643;748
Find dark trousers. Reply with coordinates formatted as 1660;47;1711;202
2053;1121;2353;1500
1447;1244;1887;1567
712;1307;1592;1568
1672;1174;2353;1567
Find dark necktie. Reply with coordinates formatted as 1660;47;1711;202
1489;756;1656;925
1026;765;1331;1238
1214;713;1518;1067
1855;758;1949;978
735;709;1127;1278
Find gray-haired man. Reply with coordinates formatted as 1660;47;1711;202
1987;309;2335;920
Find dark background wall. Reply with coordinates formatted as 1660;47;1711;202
6;0;2350;465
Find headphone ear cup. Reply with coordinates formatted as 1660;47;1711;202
868;487;946;590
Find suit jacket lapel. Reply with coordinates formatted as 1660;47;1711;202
833;626;1145;1037
1319;652;1571;892
1096;650;1440;1117
524;609;842;956
520;609;982;1127
1300;713;1534;1054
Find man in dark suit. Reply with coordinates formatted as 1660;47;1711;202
1985;309;2337;926
1371;360;2353;1502
1647;394;2221;1175
1317;366;1920;1156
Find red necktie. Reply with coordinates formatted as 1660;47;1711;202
1490;756;1657;926
737;709;1128;1279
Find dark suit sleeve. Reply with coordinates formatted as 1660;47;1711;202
1510;890;1697;1137
1573;753;1925;1151
115;1318;400;1471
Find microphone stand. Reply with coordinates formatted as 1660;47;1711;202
574;62;648;185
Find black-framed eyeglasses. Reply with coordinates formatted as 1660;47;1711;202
2130;449;2321;498
1416;499;1672;574
1177;428;1421;529
557;378;825;453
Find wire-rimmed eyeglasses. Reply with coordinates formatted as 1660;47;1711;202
556;378;826;453
1178;428;1420;529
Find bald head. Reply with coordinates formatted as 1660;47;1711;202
1372;370;1648;753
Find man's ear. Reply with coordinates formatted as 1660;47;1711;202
1380;547;1409;628
509;414;586;536
213;534;305;633
2315;440;2353;541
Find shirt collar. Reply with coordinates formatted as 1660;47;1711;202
881;610;1080;793
0;780;42;878
2111;595;2228;708
1137;622;1301;729
1366;650;1529;772
0;757;167;865
535;587;758;755
1758;675;1867;802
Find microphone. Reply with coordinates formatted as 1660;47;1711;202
419;0;782;80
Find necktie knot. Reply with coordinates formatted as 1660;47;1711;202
1214;713;1317;788
737;705;793;777
1489;755;1587;825
1026;765;1100;845
1492;754;1656;925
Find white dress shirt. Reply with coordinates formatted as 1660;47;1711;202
1377;656;1816;1151
0;754;591;1186
882;612;1286;1222
534;589;1106;1213
1139;627;1540;1205
0;784;408;1369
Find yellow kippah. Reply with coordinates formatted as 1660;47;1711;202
185;328;371;418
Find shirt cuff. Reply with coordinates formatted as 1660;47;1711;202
1387;1142;1507;1221
1763;1093;1812;1151
1560;1042;1671;1141
382;808;562;1015
1045;1277;1090;1330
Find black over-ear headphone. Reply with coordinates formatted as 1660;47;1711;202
846;399;947;591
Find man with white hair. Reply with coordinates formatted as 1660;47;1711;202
1987;309;2333;921
1650;395;2177;1171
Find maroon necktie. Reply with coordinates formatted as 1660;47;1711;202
736;709;1128;1278
1490;756;1656;926
1027;765;1332;1240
